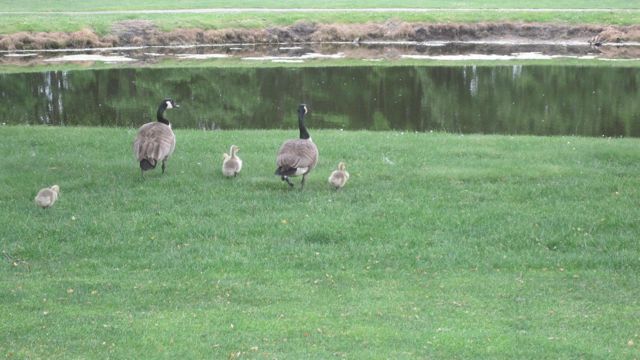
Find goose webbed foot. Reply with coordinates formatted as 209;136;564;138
282;176;294;187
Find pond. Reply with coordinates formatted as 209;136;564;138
1;65;639;137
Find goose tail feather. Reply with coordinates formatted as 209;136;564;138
140;159;157;171
275;166;296;176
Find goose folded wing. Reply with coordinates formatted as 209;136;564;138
134;124;175;160
277;141;318;168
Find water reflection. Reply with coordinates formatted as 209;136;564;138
4;41;640;66
1;65;639;137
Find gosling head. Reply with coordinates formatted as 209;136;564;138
230;145;240;155
337;162;346;171
50;185;60;194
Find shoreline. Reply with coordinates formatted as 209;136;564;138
2;21;640;51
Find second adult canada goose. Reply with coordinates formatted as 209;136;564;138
275;104;318;189
35;185;60;208
133;98;179;177
328;162;349;190
222;145;242;177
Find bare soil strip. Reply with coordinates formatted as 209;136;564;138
1;20;639;51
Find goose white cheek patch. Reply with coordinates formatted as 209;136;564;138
166;101;173;109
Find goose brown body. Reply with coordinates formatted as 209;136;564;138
276;139;318;175
35;185;60;208
133;122;175;165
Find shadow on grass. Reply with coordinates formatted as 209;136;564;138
303;229;344;245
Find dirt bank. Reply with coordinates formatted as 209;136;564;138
2;20;640;50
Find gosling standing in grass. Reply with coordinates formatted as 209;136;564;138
222;145;242;177
328;162;349;190
275;104;318;189
35;185;60;209
133;98;179;177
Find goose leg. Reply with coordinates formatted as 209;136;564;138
161;160;166;174
282;176;294;187
300;174;306;190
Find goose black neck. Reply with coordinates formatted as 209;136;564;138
298;112;310;139
157;108;170;125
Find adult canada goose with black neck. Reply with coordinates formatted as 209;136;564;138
133;98;179;177
275;104;318;189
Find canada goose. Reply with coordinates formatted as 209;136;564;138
275;104;318;189
133;98;179;177
35;185;60;208
222;145;242;177
328;162;349;190
588;34;603;47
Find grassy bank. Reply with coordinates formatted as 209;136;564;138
7;0;640;12
3;11;640;35
1;125;639;358
1;1;640;35
2;11;639;36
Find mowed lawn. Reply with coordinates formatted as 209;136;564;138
6;0;640;11
0;125;639;358
2;0;640;35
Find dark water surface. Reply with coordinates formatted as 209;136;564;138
1;65;639;137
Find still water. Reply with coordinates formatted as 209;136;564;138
1;65;638;137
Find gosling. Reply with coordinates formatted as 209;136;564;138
222;145;242;177
328;162;349;190
35;185;60;208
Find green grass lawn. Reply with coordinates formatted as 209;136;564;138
1;125;639;358
5;0;640;11
3;11;640;35
1;0;640;35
